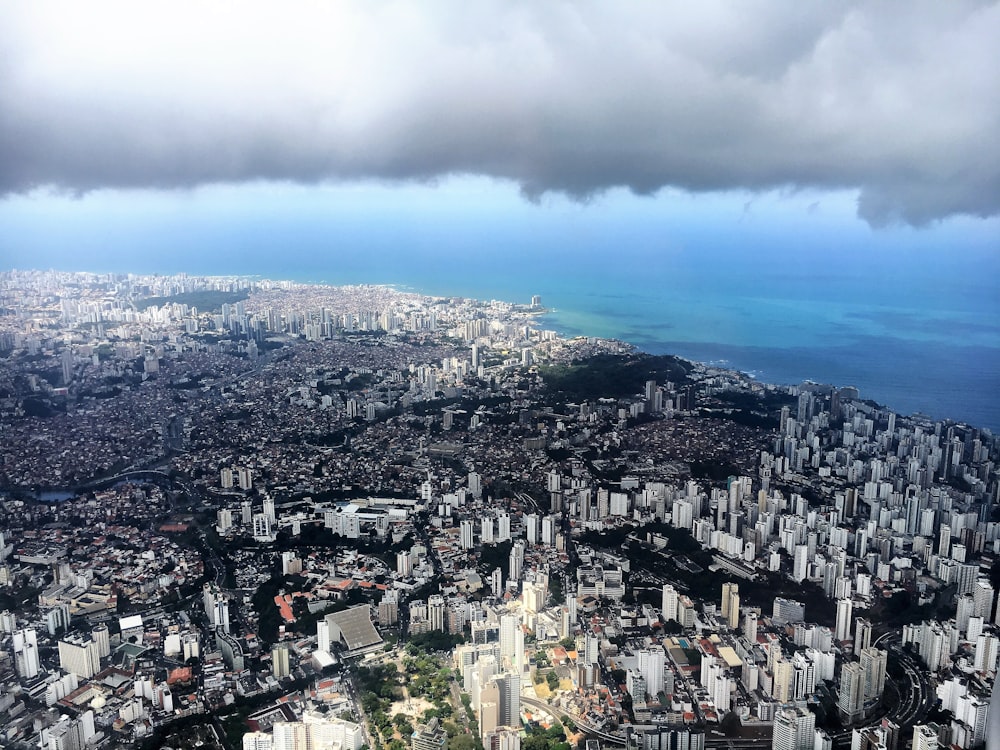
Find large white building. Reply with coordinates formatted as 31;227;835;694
772;705;815;750
13;628;40;679
58;633;101;679
41;711;96;750
638;648;665;697
662;584;679;622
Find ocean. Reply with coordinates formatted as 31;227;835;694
274;243;1000;432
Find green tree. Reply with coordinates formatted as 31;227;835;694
546;725;566;741
522;734;550;750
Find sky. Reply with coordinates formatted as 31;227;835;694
1;1;998;273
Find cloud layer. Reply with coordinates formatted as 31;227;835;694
1;1;998;225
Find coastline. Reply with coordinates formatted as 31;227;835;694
536;307;1000;433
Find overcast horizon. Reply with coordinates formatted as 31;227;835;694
2;2;999;241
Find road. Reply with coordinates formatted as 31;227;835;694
825;631;934;749
520;695;627;745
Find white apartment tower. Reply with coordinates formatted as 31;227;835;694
13;628;40;679
835;598;853;642
662;584;679;623
772;705;816;750
859;647;887;702
721;582;740;629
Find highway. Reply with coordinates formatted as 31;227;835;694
520;695;627;745
823;631;934;749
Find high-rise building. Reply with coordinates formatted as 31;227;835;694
773;659;794;703
396;550;413;577
460;520;475;550
378;590;399;627
851;722;899;750
744;611;759;645
13;628;40;679
497;513;511;542
468;471;482;498
272;722;307;750
772;705;816;750
272;643;291;679
91;624;111;659
859;647;887;702
638;648;665;697
627;670;647;703
238;467;253;491
429;595;447;632
413;718;447;750
583;633;599;666
972;578;994;619
253;513;273;541
838;661;865;722
61;348;74;385
41;711;96;750
243;732;274;750
938;524;951;558
793;545;809;582
835;599;853;642
524;514;539;545
204;584;231;633
486;728;521;750
721;582;740;629
500;614;520;669
494;672;521;727
541;515;555;546
974;633;999;673
910;724;942;750
509;541;524;582
772;598;806;625
481;517;495;544
0;609;16;634
662;584;679;623
854;618;873;655
58;633;101;679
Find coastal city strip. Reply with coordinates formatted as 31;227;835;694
0;269;995;750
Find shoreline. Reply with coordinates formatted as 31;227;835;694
5;268;997;432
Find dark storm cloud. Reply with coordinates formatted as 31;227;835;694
0;1;998;226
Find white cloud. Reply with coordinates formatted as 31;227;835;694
1;0;997;225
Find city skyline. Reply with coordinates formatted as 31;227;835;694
0;6;999;746
1;268;997;749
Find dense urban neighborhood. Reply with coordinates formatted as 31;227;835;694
0;269;997;750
